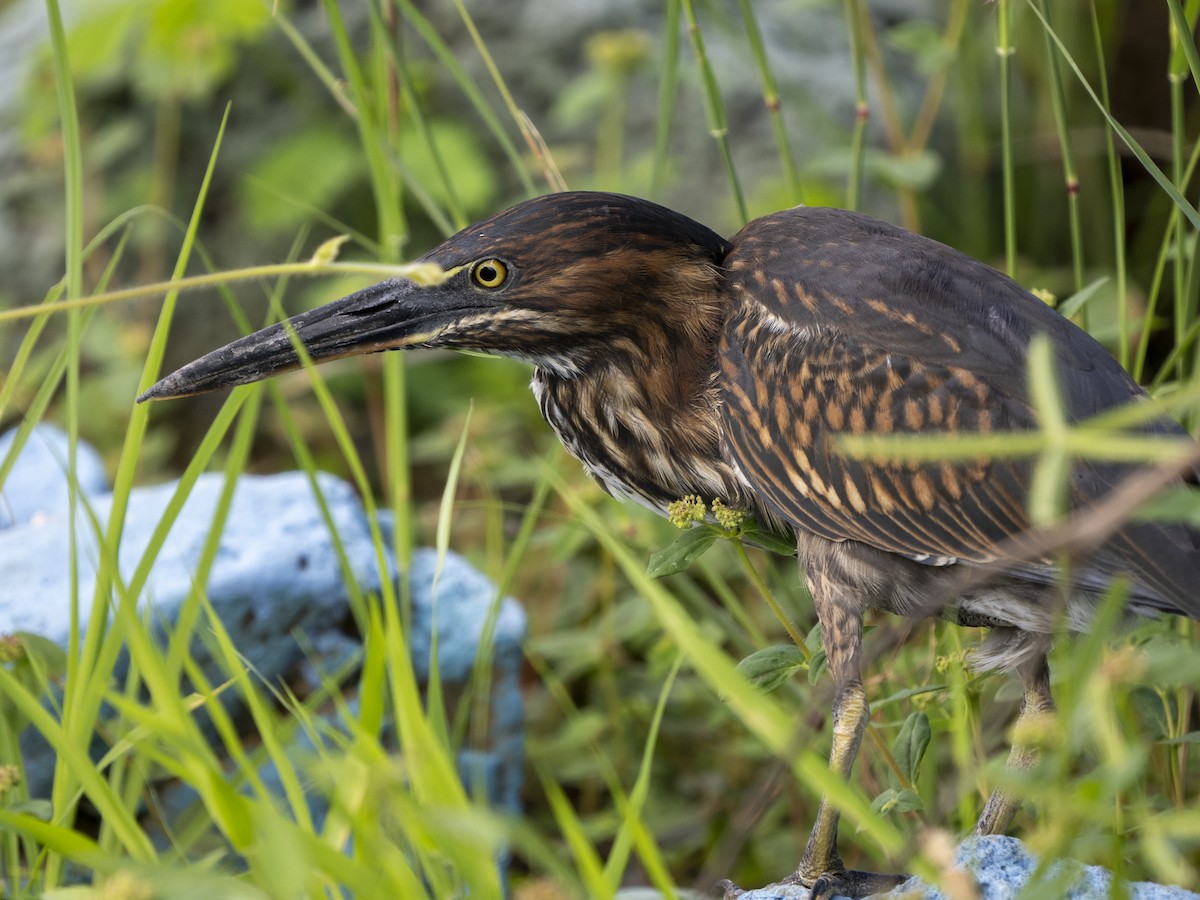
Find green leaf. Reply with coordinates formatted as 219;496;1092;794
805;623;827;685
398;119;499;217
1159;731;1200;745
885;22;956;75
807;649;828;686
742;522;798;556
866;149;942;190
736;644;808;694
1057;276;1111;319
552;71;611;128
872;684;947;711
1134;486;1200;527
870;786;924;815
1135;640;1200;687
805;623;825;649
646;526;719;578
241;128;363;235
893;711;932;786
1159;731;1200;746
15;631;69;680
10;799;53;821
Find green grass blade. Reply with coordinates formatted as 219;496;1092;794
0;666;156;862
548;469;906;858
539;768;609;896
601;652;684;897
843;0;868;211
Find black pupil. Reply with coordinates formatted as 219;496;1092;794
479;264;499;284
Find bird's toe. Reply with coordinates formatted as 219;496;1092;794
808;868;908;899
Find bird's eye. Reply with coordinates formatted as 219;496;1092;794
471;258;509;290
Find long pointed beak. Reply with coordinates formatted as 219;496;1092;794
138;277;459;402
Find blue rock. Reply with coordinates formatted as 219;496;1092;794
729;835;1200;899
0;425;526;884
1;455;383;799
0;423;109;528
145;548;526;887
407;546;527;816
888;835;1200;900
0;469;381;659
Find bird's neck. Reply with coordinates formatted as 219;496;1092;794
531;337;751;517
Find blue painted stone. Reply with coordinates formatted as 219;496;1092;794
0;423;109;528
887;835;1200;900
406;546;527;816
1;454;384;799
0;425;526;887
146;548;526;884
730;835;1200;899
0;468;382;658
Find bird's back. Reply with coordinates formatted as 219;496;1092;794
718;206;1200;620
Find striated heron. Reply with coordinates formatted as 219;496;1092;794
141;192;1200;898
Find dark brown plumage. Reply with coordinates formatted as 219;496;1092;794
140;191;1200;898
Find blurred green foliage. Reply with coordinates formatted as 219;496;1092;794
68;0;271;101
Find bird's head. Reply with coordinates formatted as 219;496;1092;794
139;192;731;401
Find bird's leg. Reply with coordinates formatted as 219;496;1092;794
784;573;908;899
973;654;1055;836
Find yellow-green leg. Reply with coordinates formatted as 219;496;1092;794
974;656;1055;836
720;551;908;900
789;576;907;899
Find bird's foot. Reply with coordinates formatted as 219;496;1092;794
717;868;907;899
799;868;908;899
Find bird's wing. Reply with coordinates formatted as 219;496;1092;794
717;207;1200;612
719;311;1038;564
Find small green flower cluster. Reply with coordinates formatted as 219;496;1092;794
710;498;745;531
0;634;23;665
666;496;746;533
0;764;20;793
935;649;969;674
667;495;706;528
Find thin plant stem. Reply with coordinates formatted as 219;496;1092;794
907;0;970;153
680;0;748;223
856;6;922;228
451;0;561;192
738;0;803;204
844;0;868;211
732;540;808;657
1090;2;1130;369
998;0;1018;279
1172;73;1188;382
650;0;683;199
1037;0;1085;297
0;260;449;325
1028;1;1200;232
43;0;85;883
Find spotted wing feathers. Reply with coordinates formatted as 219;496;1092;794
718;206;1200;616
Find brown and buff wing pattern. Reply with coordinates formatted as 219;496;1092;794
717;205;1200;617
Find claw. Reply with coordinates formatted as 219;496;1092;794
715;869;906;900
809;869;909;899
